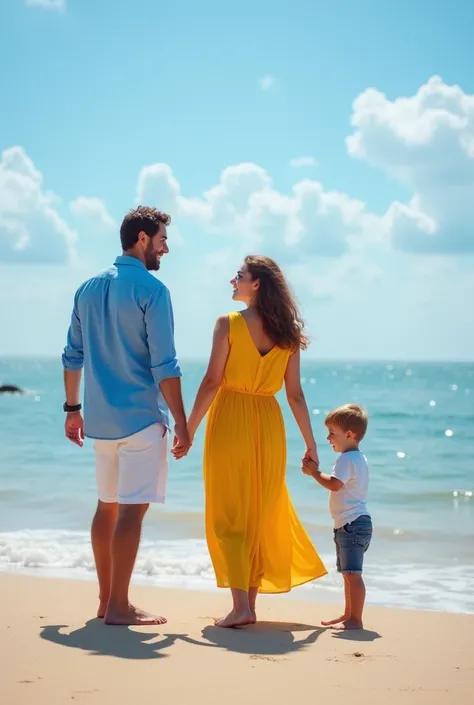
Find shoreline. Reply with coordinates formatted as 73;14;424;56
2;565;474;617
2;573;473;705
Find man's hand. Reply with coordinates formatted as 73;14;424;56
65;412;84;447
171;421;191;459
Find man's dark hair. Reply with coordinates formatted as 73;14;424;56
120;206;171;250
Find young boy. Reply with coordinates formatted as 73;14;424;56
302;403;372;630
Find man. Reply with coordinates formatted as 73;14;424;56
62;205;190;626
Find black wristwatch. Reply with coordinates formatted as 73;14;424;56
63;402;82;413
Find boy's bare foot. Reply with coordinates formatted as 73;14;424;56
104;604;167;626
331;619;363;630
215;609;254;628
321;614;349;626
97;600;108;619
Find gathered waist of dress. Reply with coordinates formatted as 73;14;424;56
220;386;275;398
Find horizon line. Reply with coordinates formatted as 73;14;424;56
0;355;473;365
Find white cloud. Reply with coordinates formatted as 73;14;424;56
347;75;474;253
290;156;318;168
137;163;182;217
288;180;374;257
0;147;75;263
26;0;65;11
135;159;374;259
130;77;474;259
258;75;276;91
2;77;474;360
70;197;116;230
3;75;473;276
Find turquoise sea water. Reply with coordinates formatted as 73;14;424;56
0;358;473;613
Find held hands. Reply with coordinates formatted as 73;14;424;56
304;445;319;468
302;457;319;477
302;446;319;478
171;421;192;460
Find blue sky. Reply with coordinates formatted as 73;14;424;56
1;0;473;361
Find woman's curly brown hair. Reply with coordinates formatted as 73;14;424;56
245;255;309;351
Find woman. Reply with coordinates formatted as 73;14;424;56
187;255;327;628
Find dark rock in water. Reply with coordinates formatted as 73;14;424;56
0;384;23;394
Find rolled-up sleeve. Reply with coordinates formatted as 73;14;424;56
62;291;84;370
145;285;181;385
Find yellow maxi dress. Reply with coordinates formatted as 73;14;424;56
204;311;327;593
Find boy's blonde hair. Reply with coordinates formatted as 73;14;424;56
325;404;368;441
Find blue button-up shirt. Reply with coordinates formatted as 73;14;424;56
62;255;181;440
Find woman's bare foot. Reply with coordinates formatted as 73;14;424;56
215;609;254;628
104;604;167;626
321;614;349;626
97;600;108;619
331;618;363;630
250;608;257;624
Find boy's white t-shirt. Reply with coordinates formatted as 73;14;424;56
329;450;370;529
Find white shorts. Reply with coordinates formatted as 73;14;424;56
93;423;169;504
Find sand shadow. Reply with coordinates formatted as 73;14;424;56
331;628;381;642
39;619;185;660
176;621;325;656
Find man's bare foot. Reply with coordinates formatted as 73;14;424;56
97;600;108;619
321;614;349;626
104;604;167;626
331;618;363;630
215;609;254;628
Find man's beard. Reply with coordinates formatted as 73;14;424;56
145;246;160;271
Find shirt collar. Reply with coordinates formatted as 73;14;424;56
114;255;147;270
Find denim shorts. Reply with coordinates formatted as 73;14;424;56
334;515;372;574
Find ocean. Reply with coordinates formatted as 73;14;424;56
0;357;473;614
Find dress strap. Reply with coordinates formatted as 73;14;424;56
227;311;242;346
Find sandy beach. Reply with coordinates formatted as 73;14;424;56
1;574;472;705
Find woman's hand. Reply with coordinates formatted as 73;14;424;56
171;421;191;460
304;446;319;470
187;427;196;447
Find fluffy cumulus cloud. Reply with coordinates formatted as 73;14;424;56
26;0;65;11
0;148;378;267
3;75;473;275
0;147;75;264
132;76;474;260
70;197;116;230
347;75;474;253
136;160;373;259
